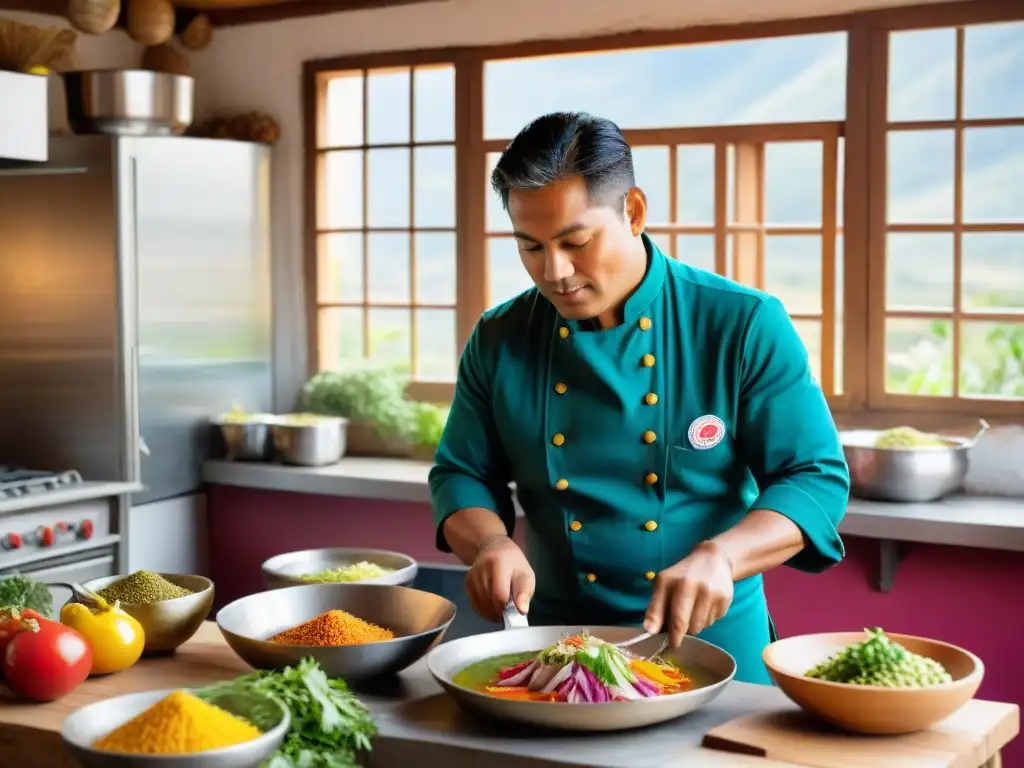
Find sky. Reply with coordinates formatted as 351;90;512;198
319;21;1024;385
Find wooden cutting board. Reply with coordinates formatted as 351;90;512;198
702;703;1019;768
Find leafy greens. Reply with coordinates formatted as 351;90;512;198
196;658;376;768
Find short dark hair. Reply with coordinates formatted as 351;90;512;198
490;112;635;211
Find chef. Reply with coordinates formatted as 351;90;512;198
428;112;849;684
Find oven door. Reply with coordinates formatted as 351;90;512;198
0;546;117;615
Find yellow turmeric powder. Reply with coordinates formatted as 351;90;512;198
93;690;261;754
269;609;394;646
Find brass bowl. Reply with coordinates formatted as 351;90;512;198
74;574;215;654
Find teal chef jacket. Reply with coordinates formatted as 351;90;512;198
429;234;849;684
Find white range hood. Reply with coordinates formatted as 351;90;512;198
0;71;48;162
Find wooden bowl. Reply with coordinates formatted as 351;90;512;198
763;632;984;734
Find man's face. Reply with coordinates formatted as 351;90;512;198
507;177;646;322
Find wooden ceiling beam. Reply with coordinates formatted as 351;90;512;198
0;0;446;28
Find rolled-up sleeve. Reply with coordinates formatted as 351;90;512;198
737;296;850;573
429;320;516;553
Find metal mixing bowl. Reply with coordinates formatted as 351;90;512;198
840;429;977;502
261;547;418;589
61;687;289;768
211;413;277;461
216;583;455;680
76;574;215;654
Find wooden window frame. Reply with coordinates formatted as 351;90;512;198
304;0;1024;425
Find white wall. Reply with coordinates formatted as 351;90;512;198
185;0;944;410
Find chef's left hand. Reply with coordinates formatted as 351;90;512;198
643;541;735;648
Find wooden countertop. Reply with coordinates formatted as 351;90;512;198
0;622;1017;768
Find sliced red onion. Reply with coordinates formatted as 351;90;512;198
497;659;538;687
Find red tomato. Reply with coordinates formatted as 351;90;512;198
4;616;91;701
0;609;42;664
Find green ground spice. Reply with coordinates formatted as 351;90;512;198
96;571;194;604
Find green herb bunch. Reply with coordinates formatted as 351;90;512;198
0;575;53;618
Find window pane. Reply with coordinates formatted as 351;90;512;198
485;152;508;233
887;130;954;224
414;146;455;228
414;65;455;142
416;309;457;380
632;146;669;225
964;22;1024;120
487;237;533;309
885;318;953;396
367;68;409;145
887;28;956;122
960;321;1024;399
483;32;847;139
367;307;411;372
367;148;409;227
834;234;844;395
792;319;822;385
676;234;715;273
886;233;953;311
367;233;410;304
322;150;363;229
323;73;362;147
676;145;715;224
649;232;672;255
765;141;823;226
318;307;363;370
415;233;457;306
764;235;822;314
963;127;1024;223
317;233;362;303
961;233;1024;311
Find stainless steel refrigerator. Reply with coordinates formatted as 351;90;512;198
0;135;273;504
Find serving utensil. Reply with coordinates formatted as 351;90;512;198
216;583;455;681
61;687;289;768
261;547;418;590
840;418;990;503
763;631;984;734
426;603;736;731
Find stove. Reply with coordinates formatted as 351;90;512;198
0;467;84;499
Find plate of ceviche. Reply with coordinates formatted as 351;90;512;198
427;611;735;731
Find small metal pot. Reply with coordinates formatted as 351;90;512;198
271;415;348;467
63;69;194;136
211;413;276;461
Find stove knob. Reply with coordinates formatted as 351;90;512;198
37;526;54;547
56;522;70;534
3;533;21;550
80;519;94;540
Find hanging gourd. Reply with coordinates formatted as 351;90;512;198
126;0;175;46
179;13;212;51
140;42;189;76
67;0;120;35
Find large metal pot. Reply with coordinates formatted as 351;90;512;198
63;69;194;136
271;414;348;467
840;421;988;503
426;603;736;731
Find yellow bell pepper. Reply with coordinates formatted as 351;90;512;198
60;597;145;676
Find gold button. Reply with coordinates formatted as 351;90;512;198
643;430;656;444
555;478;569;491
645;571;656;581
645;472;658;485
570;520;582;532
641;354;655;367
644;520;659;532
552;433;565;446
554;382;567;395
644;393;659;406
559;326;570;339
586;573;597;583
639;317;652;331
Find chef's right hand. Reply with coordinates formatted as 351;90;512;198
466;535;535;623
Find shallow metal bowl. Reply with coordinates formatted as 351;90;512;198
427;626;736;731
77;574;214;654
61;687;289;768
840;429;974;502
216;583;455;681
211;413;277;461
262;547;418;589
